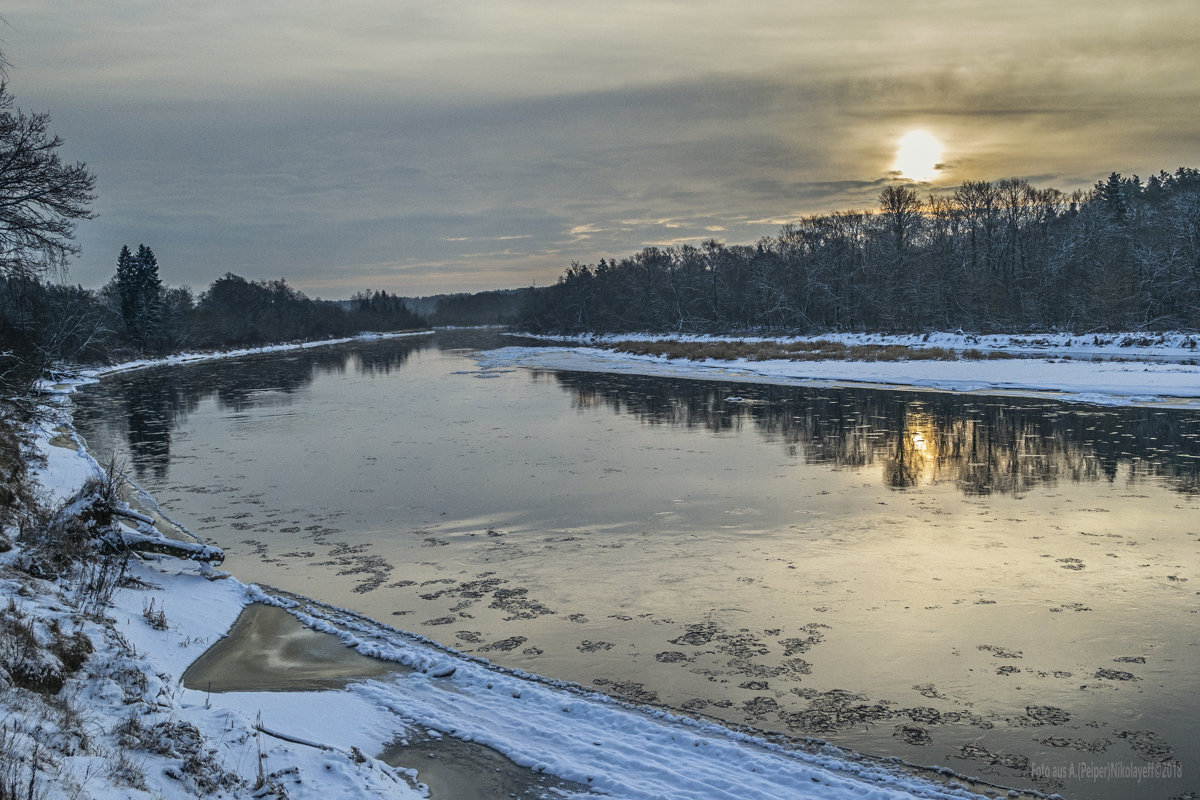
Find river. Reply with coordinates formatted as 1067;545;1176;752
70;330;1200;799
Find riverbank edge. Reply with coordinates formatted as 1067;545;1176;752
50;328;436;383
1;329;1032;800
495;329;1200;408
512;330;1200;358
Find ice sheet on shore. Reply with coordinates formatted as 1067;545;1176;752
486;330;1200;408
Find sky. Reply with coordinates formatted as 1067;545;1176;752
4;1;1199;298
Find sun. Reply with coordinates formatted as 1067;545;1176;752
892;129;944;183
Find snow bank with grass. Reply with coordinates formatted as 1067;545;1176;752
494;331;1200;407
525;330;1200;362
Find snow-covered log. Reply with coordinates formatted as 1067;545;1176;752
103;523;225;564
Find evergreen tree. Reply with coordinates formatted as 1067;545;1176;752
135;244;162;300
1096;172;1143;219
114;243;163;349
115;244;137;329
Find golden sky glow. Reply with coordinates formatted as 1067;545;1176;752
4;1;1199;295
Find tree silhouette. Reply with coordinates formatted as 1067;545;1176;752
0;83;95;281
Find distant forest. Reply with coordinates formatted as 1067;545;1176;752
519;168;1200;334
406;288;535;327
0;261;427;396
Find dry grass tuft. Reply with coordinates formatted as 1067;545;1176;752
612;339;1019;363
141;598;167;631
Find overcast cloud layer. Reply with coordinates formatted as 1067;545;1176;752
6;1;1198;296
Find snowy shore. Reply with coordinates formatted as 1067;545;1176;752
0;330;1031;799
48;329;435;385
492;330;1200;408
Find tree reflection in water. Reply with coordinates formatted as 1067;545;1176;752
73;333;1200;496
75;341;427;480
542;370;1200;496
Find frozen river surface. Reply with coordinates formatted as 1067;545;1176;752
72;330;1200;799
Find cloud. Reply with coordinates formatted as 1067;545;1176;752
568;223;605;241
4;0;1197;295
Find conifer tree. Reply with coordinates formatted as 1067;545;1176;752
115;244;137;328
135;244;161;299
114;243;163;349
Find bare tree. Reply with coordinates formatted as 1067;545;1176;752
878;185;924;329
0;82;96;281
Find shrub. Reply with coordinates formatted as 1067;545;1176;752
0;600;64;694
141;599;167;631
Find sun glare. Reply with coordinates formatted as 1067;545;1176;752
893;129;944;183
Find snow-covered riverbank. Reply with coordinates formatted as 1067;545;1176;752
1;334;1023;800
49;329;435;384
492;331;1200;408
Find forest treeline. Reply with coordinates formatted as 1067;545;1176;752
0;266;427;396
519;169;1200;334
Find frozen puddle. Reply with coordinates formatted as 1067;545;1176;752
183;603;589;797
381;732;593;799
182;603;404;692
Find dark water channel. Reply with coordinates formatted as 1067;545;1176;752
72;330;1200;799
